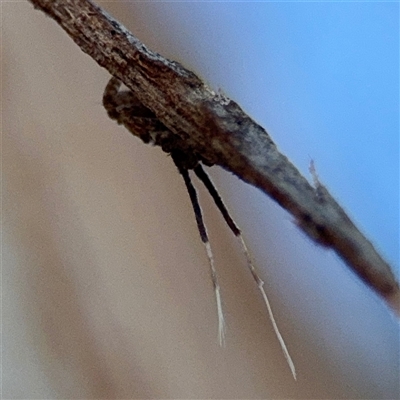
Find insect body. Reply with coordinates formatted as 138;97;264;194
103;77;296;379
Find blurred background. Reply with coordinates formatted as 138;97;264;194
3;1;399;398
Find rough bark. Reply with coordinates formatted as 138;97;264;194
28;0;399;315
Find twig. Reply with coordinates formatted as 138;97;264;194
28;0;399;315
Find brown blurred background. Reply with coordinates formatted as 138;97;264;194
3;2;399;399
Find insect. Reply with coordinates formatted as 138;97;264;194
103;77;296;379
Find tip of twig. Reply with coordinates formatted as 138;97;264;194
386;289;400;319
309;158;320;189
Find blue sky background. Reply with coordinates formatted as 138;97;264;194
129;2;399;270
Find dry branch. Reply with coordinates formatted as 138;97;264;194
28;0;399;315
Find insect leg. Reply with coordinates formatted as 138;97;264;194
194;164;296;379
173;159;226;346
